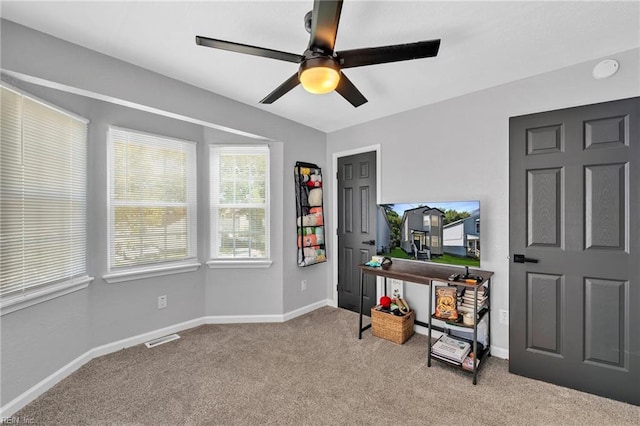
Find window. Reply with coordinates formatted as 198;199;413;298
209;145;270;263
107;127;197;272
0;85;90;309
431;215;440;227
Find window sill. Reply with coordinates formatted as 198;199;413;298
103;261;202;284
1;276;94;316
206;259;273;269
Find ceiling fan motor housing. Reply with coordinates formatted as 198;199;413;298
298;55;340;77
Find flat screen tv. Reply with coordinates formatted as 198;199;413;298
377;201;480;267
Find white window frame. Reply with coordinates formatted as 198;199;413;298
208;144;271;269
0;84;93;315
104;126;200;283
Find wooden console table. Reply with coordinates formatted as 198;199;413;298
357;260;494;384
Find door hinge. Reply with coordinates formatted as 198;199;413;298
336;171;339;180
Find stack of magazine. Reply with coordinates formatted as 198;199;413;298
431;335;471;365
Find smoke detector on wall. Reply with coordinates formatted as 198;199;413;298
592;59;619;79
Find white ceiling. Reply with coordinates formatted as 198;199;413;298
2;1;639;133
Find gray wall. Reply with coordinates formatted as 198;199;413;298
1;19;328;406
326;47;640;355
86;96;208;347
202;127;285;317
0;288;91;408
3;16;638;410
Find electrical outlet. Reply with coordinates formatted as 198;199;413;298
499;309;509;325
158;295;167;309
301;280;307;291
390;279;403;299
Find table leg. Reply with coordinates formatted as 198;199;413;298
358;268;364;339
427;279;432;367
487;278;492;356
473;284;478;385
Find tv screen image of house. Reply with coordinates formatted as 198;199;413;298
377;201;480;267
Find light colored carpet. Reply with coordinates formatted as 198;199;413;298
12;306;640;425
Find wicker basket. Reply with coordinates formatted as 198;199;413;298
371;307;415;344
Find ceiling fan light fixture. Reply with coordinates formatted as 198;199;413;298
196;1;441;106
299;57;340;94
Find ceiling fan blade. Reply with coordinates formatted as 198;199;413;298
259;73;300;104
196;36;304;64
337;39;441;69
335;72;367;108
308;0;343;53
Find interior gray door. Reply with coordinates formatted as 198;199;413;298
338;151;377;314
509;97;639;405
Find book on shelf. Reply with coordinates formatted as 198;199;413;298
463;302;487;307
457;303;487;314
432;352;462;366
462;287;489;298
462;293;487;302
431;335;471;363
457;288;487;310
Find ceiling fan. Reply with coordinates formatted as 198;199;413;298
195;0;440;107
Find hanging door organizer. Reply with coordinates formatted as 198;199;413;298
295;162;326;266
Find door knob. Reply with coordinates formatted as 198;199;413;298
362;240;375;245
513;254;539;263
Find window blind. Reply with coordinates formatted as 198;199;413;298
210;145;270;259
0;85;88;299
108;127;197;270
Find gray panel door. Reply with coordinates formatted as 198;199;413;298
338;151;377;314
509;97;639;405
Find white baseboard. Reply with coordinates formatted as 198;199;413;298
490;346;509;359
203;314;283;324
0;300;331;418
414;323;441;338
89;317;206;358
0;316;207;418
283;299;330;321
0;350;93;419
204;299;331;324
